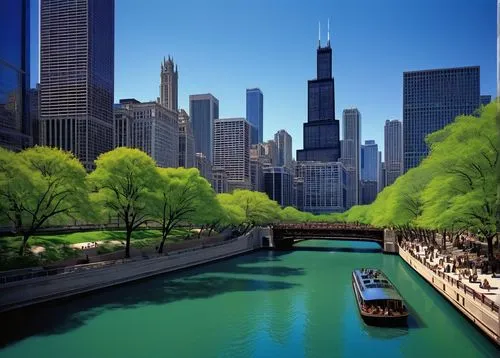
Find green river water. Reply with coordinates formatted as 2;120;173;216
0;240;499;358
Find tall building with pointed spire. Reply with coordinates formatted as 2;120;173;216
296;20;339;162
160;56;178;112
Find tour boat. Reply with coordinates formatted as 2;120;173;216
352;268;409;327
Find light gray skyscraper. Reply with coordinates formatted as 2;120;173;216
178;109;195;168
274;129;293;168
246;88;263;144
384;119;403;186
40;0;114;170
403;66;480;172
213;118;251;190
189;94;219;162
340;108;361;208
160;56;178;112
114;99;179;168
361;140;379;182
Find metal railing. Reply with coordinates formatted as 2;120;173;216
0;235;245;286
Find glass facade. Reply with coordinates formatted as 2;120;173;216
246;88;263;144
190;94;218;162
403;67;480;172
297;42;339;163
40;0;114;170
0;0;31;151
361;140;379;181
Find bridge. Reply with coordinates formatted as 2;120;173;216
269;223;398;254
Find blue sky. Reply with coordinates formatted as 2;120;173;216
30;0;496;157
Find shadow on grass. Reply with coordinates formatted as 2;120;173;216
0;252;302;348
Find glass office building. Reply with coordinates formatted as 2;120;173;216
246;88;263;145
297;39;340;162
40;0;115;170
403;66;480;172
189;94;219;162
0;0;31;151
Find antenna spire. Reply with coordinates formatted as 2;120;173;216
318;21;321;47
327;18;330;46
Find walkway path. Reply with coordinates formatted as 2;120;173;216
407;243;500;305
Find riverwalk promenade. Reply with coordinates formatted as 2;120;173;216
0;230;265;313
399;242;500;345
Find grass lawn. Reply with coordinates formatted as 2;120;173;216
0;228;193;270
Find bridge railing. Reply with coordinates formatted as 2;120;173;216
272;223;382;231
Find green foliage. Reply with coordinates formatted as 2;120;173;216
0;147;89;255
150;167;219;253
217;190;281;231
344;102;499;256
87;148;159;258
280;206;313;223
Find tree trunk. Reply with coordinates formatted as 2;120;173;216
18;232;30;256
158;225;173;254
486;235;494;261
125;227;132;258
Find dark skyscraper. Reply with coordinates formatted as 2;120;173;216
0;0;31;151
189;93;219;162
297;24;339;162
403;66;480;172
40;0;115;170
246;88;263;144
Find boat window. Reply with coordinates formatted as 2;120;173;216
363;280;371;284
374;279;380;283
361;275;368;279
381;280;388;284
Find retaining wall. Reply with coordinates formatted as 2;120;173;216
0;229;265;313
399;245;500;345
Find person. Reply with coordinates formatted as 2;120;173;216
481;279;491;290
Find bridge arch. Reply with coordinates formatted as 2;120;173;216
270;223;395;253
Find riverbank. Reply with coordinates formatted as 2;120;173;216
398;243;500;345
0;229;266;314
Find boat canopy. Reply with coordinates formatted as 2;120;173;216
353;268;403;302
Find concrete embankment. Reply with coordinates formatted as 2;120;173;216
0;229;267;313
399;245;500;345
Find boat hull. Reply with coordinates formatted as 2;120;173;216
352;281;408;327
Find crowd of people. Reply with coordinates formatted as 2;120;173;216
361;303;405;316
400;238;498;292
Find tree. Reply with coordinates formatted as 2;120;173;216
219;190;281;232
151;167;217;253
420;106;498;257
0;147;89;255
87;148;158;258
280;206;312;223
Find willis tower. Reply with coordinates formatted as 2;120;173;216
296;22;340;162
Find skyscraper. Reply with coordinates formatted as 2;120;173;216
246;88;263;144
114;99;179;168
403;66;480;172
0;0;31;151
160;56;178;112
296;23;339;162
264;166;294;207
296;161;347;213
39;0;114;170
189;94;219;162
361;140;379;182
178;109;195;168
213;118;251;190
340;108;361;208
384;119;403;186
274;129;293;168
